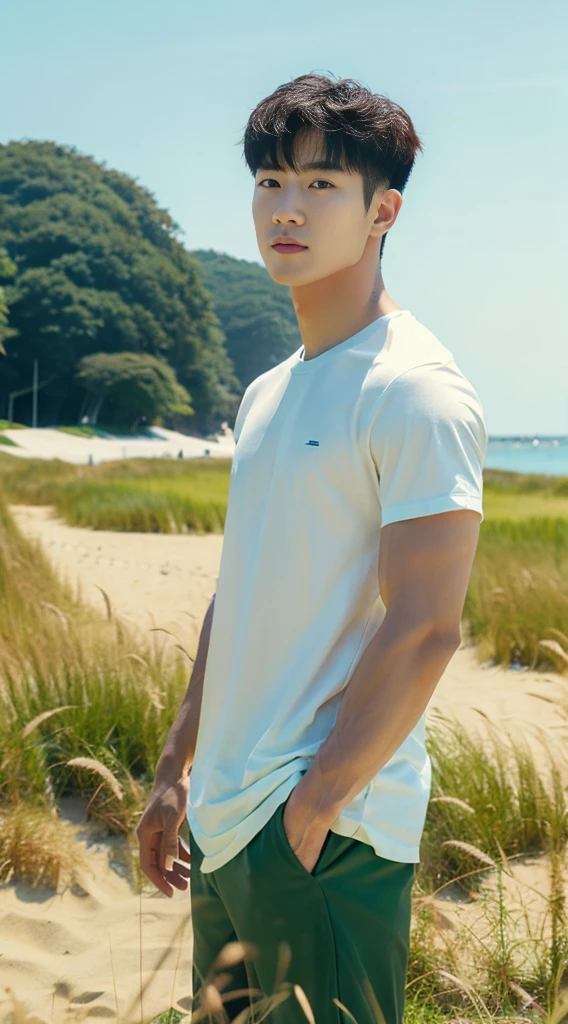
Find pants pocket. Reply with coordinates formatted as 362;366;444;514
274;801;332;878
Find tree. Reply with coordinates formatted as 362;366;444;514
191;249;301;389
75;351;193;427
0;142;242;432
0;247;18;358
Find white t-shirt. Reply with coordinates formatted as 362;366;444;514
186;309;487;874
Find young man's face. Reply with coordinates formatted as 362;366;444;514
252;128;395;287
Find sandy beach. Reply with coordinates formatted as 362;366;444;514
2;503;568;1020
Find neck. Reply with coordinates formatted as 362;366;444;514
289;238;401;361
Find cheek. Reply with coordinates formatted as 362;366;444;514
251;191;269;220
316;205;367;258
251;193;262;221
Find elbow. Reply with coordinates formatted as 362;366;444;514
425;626;462;651
383;607;461;652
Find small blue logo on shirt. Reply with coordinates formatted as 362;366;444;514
305;440;320;446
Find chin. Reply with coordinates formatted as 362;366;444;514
263;260;321;288
265;268;301;286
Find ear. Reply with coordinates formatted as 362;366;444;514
368;188;403;240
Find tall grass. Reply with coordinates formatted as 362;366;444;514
2;454;568;672
56;478;228;532
2;464;568;1021
0;420;27;430
421;714;568;894
464;517;568;672
0;492;190;879
0;452;231;532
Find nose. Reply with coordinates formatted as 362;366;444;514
272;185;306;226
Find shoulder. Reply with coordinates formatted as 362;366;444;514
381;360;486;419
233;353;297;443
363;313;485;420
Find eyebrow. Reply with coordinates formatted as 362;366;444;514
258;160;346;174
298;160;345;172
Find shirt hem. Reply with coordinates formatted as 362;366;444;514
188;771;305;874
330;820;421;863
380;493;483;527
190;803;423;873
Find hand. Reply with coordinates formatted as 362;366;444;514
282;779;332;875
136;775;192;898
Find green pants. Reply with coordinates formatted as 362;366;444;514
189;799;416;1024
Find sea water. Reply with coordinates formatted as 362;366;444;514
486;437;568;477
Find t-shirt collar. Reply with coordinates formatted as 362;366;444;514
289;310;410;375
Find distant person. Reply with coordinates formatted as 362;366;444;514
132;414;147;434
137;73;487;1023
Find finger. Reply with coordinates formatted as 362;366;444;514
162;849;190;879
141;863;175;898
165;866;189;890
161;830;180;873
140;838;175;894
161;858;190;890
142;851;189;894
173;861;191;879
177;834;191;863
162;840;191;877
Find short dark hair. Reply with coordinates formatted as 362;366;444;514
242;72;424;262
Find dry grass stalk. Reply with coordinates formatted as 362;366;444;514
66;756;124;801
22;703;85;738
211;941;259;972
441;841;496;868
293;984;316;1024
539;639;568;667
430;796;476;814
125;652;150;667
94;583;113;619
493;837;513;877
39;600;69;629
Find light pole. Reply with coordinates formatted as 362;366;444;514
32;358;38;428
8;364;55;425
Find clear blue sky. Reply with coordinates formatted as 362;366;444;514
2;0;567;435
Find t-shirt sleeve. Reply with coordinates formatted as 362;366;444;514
232;382;258;445
232;391;248;446
232;371;272;445
369;361;488;527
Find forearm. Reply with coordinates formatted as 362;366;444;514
151;593;216;790
299;613;459;824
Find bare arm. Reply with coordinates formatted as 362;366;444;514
284;509;481;863
137;592;216;895
151;591;216;790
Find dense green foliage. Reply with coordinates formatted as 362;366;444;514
75;350;193;424
192;248;301;388
0;246;17;356
0;141;242;432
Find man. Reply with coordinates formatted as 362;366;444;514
137;73;487;1023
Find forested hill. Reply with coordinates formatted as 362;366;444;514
0;140;242;433
191;250;301;390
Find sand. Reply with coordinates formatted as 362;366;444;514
0;803;194;1023
1;425;236;465
9;504;223;657
2;503;568;1021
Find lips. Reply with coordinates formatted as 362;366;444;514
271;242;308;254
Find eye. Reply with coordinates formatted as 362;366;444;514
257;177;335;189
